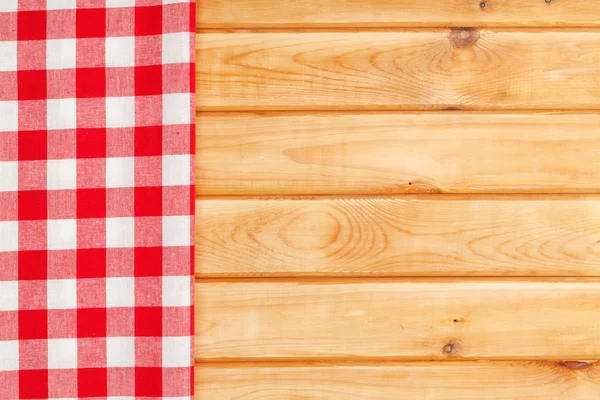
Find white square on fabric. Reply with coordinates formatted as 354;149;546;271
46;39;76;70
47;279;77;310
162;336;191;367
46;0;76;9
0;0;17;11
162;33;190;65
107;337;135;367
0;161;18;192
47;98;77;130
162;276;191;306
162;94;190;126
106;37;135;67
0;341;18;371
162;216;191;247
48;339;77;369
106;157;135;188
0;42;16;71
106;277;134;307
47;159;77;190
0;101;18;132
0;281;18;311
106;97;135;128
0;221;18;253
47;219;77;250
162;155;190;187
106;217;135;248
105;0;135;7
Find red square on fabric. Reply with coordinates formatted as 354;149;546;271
18;191;47;221
18;160;46;191
163;367;193;397
19;338;48;370
0;311;17;340
47;69;77;99
0;252;18;281
135;6;162;36
107;307;134;336
78;368;108;398
77;218;106;249
76;68;106;98
135;126;162;156
77;158;106;189
135;247;162;277
17;41;46;71
135;216;162;247
107;368;135;396
0;12;17;42
77;248;107;279
135;65;162;96
48;250;76;279
107;248;134;277
163;307;191;336
19;310;47;340
76;37;106;68
48;369;78;398
0;192;18;221
163;63;191;94
163;186;192;216
18;251;47;281
48;309;77;339
78;337;107;368
18;220;47;251
77;188;107;219
77;308;106;338
47;9;76;39
18;130;46;161
107;187;134;217
135;186;162;217
135;367;162;397
19;370;48;399
48;190;77;220
19;101;47;131
77;128;106;158
77;278;106;308
76;8;106;38
107;67;134;97
0;371;19;400
135;277;161;307
134;156;162;186
107;7;134;37
76;97;106;129
0;73;17;101
135;307;162;337
17;71;46;101
135;34;161;66
19;280;47;310
17;11;46;41
135;336;161;367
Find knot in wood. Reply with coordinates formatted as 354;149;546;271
449;28;480;48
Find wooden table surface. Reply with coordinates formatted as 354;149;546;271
195;1;600;398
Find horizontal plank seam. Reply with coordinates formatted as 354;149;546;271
194;277;600;283
197;27;600;32
195;360;600;367
195;356;600;363
194;194;600;200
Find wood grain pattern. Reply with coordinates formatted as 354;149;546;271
198;0;600;28
197;112;600;195
196;197;600;277
195;280;600;360
197;31;600;110
196;361;600;399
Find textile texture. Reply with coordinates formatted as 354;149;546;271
0;1;195;398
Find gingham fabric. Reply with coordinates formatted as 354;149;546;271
0;1;195;398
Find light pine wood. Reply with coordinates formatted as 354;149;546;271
197;112;600;195
196;197;600;277
195;280;600;360
198;0;600;28
197;31;600;111
196;361;600;399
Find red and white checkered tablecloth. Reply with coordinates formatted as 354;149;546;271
0;1;195;398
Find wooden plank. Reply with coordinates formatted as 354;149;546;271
196;197;600;277
197;112;600;195
196;361;600;399
198;0;600;28
195;279;600;360
197;31;600;110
